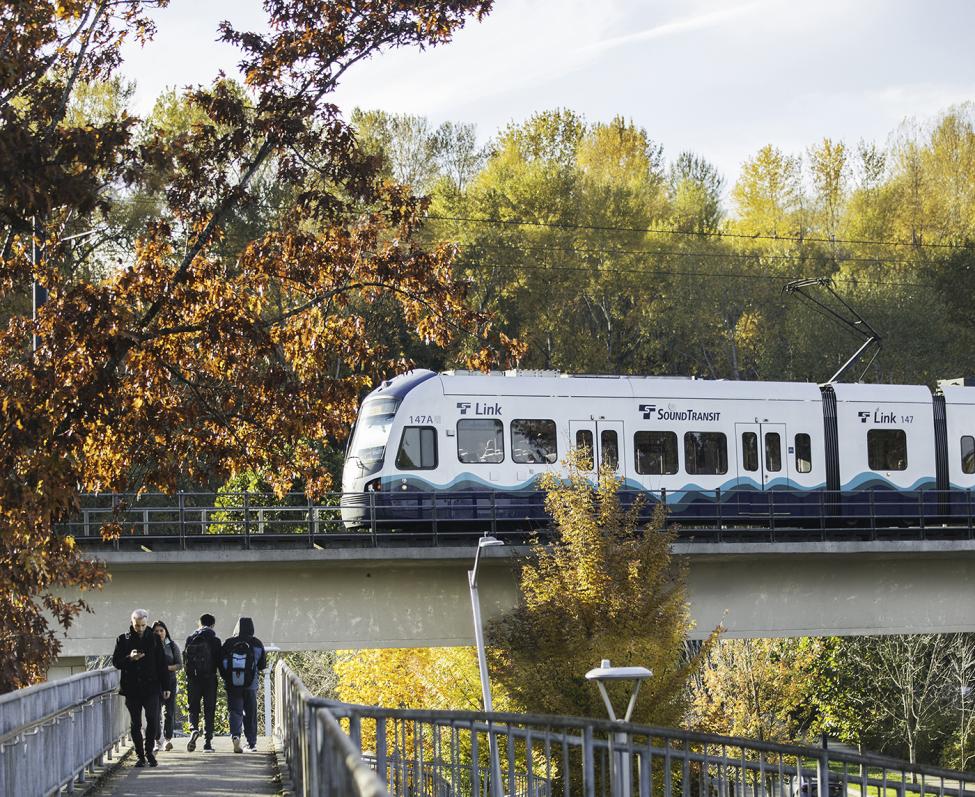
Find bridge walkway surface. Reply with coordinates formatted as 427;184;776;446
89;736;282;796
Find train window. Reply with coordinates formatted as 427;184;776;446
601;430;619;470
764;432;782;472
867;429;908;471
512;419;558;464
741;432;758;471
684;432;728;475
576;430;594;470
395;427;437;470
962;436;975;474
634;431;678;475
457;419;504;464
795;433;812;473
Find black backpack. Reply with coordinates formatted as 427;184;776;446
227;638;256;688
184;631;216;678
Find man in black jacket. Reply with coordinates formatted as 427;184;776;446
183;612;222;752
112;608;170;768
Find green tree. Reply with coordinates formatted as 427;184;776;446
668;151;724;233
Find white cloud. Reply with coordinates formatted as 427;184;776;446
331;0;626;117
581;1;765;55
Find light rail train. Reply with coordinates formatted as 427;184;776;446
340;369;975;527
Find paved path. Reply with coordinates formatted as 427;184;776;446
91;736;282;796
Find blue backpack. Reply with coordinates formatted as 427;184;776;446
227;639;256;688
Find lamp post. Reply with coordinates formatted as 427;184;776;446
263;644;281;738
469;533;504;797
586;659;652;797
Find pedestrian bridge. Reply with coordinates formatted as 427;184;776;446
54;537;975;665
4;662;974;797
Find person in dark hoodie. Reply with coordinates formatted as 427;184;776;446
183;613;222;753
112;608;171;768
219;616;266;753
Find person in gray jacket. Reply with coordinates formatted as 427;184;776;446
151;620;182;751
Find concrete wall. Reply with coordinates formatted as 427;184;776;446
56;540;975;658
45;656;88;682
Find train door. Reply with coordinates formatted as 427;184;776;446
735;422;788;489
569;420;626;475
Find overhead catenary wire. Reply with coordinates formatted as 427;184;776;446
431;238;939;268
431;240;938;289
54;195;962;289
425;213;973;251
105;195;974;254
439;256;937;290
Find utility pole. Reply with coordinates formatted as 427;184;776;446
31;215;47;352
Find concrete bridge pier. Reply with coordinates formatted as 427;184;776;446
47;655;88;681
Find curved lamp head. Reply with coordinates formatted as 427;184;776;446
471;534;505;585
585;659;652;722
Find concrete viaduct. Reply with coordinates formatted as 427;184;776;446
51;538;975;677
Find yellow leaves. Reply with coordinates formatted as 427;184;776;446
489;451;699;725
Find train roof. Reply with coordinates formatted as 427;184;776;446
940;385;975;405
829;383;934;403
437;370;822;401
370;369;969;406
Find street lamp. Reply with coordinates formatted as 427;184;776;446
586;659;652;797
469;533;504;797
262;644;281;738
585;659;651;723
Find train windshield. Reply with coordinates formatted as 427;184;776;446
345;396;400;479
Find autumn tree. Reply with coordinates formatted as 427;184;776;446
731;144;804;240
690;637;823;743
335;646;505;713
488;455;713;727
431;110;674;374
334;645;524;781
0;0;503;692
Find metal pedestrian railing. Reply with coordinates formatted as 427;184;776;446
275;659;388;797
274;661;975;797
0;668;129;796
56;488;975;550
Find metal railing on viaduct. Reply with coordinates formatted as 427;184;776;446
56;489;975;549
274;660;975;797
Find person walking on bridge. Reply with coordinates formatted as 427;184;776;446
220;616;266;753
151;620;182;751
183;613;222;753
112;608;170;768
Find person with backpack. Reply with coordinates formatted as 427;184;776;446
112;608;171;768
183;613;222;752
151;620;182;751
219;616;266;753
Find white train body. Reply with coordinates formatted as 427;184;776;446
341;369;975;525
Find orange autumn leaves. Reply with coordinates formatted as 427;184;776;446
0;0;508;691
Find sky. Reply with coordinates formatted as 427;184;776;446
119;0;975;184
